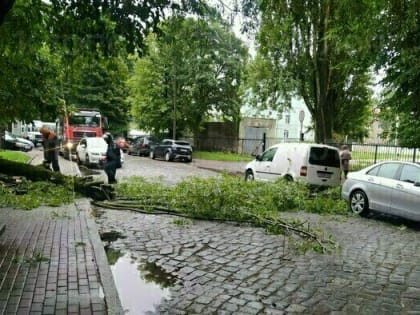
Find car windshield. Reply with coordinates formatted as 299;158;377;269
87;138;107;149
69;115;101;127
309;147;340;168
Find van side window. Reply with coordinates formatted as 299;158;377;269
261;147;277;162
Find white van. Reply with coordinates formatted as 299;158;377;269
245;143;342;187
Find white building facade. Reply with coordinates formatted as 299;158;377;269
241;97;315;143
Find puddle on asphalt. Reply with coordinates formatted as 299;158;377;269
79;165;102;176
100;231;127;243
106;248;175;314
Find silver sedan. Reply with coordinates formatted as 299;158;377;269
342;161;420;221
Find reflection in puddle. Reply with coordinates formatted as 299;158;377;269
108;252;174;314
79;165;102;176
100;231;127;243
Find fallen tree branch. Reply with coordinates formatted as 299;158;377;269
92;198;336;253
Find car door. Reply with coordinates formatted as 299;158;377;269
368;163;401;213
253;147;278;181
156;140;169;157
390;164;420;220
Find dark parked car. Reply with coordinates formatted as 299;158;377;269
342;161;420;222
128;135;159;156
150;139;192;162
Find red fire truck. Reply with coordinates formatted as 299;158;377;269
56;109;108;159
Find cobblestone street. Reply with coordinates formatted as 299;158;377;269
95;208;420;314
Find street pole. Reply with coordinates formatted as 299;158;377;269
299;110;305;142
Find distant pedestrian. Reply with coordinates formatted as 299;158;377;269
102;133;121;184
39;126;60;172
340;145;352;179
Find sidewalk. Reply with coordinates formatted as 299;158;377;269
0;200;123;315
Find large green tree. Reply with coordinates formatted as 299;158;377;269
0;0;62;125
378;0;420;147
0;0;207;128
64;55;131;135
241;0;381;143
128;16;248;138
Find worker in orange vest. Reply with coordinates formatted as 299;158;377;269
39;127;60;172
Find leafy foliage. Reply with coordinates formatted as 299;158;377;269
0;181;74;209
116;175;348;220
64;55;131;135
127;16;248;138
0;0;62;124
113;175;348;252
48;0;206;55
377;0;420;147
241;0;379;142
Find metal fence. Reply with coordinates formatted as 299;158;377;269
327;142;419;171
194;135;419;170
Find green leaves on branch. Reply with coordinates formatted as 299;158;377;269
0;181;74;210
108;175;348;252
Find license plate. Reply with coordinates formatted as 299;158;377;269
318;172;331;178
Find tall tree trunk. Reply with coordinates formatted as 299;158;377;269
314;0;333;143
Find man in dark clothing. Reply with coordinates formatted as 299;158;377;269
39;127;60;172
102;132;120;184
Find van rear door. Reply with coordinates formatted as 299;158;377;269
307;146;341;186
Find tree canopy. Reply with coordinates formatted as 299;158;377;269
128;16;248;138
241;0;381;143
377;0;420;147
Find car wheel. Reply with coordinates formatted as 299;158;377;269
76;154;82;165
349;190;369;216
245;169;254;181
165;152;172;162
150;151;155;159
284;175;294;182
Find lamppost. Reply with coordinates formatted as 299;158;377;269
299;110;305;142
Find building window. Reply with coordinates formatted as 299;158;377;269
285;114;290;124
284;130;289;139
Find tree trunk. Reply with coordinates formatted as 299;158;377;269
0;0;15;26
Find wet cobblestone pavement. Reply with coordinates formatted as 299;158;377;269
95;208;420;314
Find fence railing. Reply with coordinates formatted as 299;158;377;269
327;142;418;171
194;136;419;170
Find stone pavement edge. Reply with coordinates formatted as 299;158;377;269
0;199;124;315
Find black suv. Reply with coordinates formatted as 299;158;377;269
150;139;193;162
127;135;159;156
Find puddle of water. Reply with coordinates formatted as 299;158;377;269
79;166;102;176
109;252;174;314
100;231;127;243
